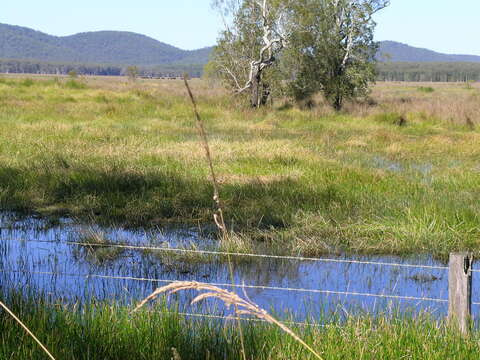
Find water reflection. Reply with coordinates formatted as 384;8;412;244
0;213;477;323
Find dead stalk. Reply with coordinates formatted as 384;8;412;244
0;300;56;360
183;75;246;360
183;76;227;238
134;281;323;360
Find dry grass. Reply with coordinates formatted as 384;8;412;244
134;281;323;360
350;82;480;126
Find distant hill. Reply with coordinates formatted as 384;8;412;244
0;23;213;66
377;41;480;63
2;23;480;66
2;23;480;81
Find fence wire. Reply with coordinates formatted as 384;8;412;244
1;237;449;271
0;268;449;304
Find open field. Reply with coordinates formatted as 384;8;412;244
0;75;479;256
1;294;479;360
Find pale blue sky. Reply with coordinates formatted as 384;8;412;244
2;0;480;54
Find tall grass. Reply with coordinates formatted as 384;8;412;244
135;281;323;359
1;293;479;360
0;300;56;360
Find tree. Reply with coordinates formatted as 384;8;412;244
284;0;389;110
210;0;287;107
126;66;139;81
210;0;389;110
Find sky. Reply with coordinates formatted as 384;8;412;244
1;0;480;55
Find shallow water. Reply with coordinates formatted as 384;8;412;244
0;213;478;323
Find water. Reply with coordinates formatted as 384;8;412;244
0;213;477;323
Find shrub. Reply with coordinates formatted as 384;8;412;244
65;79;87;89
21;78;34;87
417;86;435;93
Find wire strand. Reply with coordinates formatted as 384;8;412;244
174;311;327;328
2;238;449;271
0;268;448;304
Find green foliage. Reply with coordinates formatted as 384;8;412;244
1;294;480;360
64;79;87;89
376;62;480;82
126;65;139;81
0;58;206;78
210;0;387;109
0;78;479;256
378;40;480;62
0;23;212;66
373;112;405;125
20;78;34;87
209;0;280;105
283;0;386;110
68;69;78;78
418;86;435;93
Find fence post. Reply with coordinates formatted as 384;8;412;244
448;252;473;335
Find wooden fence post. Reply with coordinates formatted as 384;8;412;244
448;252;473;335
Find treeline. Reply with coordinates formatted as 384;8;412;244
3;58;480;83
0;58;204;78
376;62;480;82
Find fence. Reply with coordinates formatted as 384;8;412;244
0;237;476;334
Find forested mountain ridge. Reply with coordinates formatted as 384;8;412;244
2;23;480;66
0;23;213;65
1;23;480;81
378;41;480;63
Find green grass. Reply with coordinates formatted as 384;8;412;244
0;77;479;256
1;294;479;360
417;86;435;93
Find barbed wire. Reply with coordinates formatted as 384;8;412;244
0;268;449;304
1;238;449;271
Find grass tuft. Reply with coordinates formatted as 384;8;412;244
417;86;435;93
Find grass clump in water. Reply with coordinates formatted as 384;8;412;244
74;229;126;264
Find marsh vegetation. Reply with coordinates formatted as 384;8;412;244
0;75;479;257
2;293;480;360
1;74;480;359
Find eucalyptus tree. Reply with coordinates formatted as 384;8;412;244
284;0;389;110
210;0;389;110
210;0;288;107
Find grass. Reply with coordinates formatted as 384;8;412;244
417;86;435;93
0;76;479;256
74;228;126;264
1;293;480;360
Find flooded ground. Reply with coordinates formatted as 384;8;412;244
0;213;478;324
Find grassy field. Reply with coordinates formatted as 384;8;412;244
1;294;479;360
0;75;479;256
